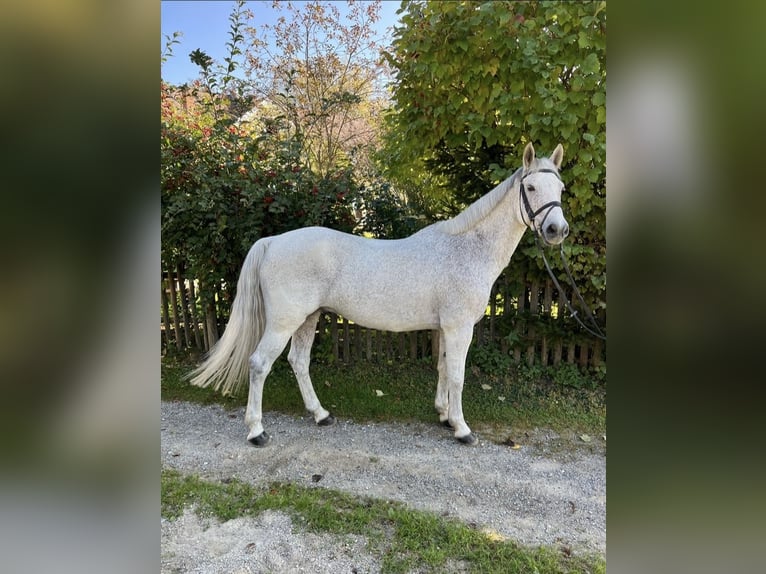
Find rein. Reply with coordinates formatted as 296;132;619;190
519;169;606;341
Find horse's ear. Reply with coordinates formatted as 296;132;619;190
523;142;535;170
550;144;564;170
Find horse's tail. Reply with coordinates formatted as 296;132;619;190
188;238;270;396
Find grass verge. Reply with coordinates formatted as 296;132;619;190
162;356;605;436
162;469;605;574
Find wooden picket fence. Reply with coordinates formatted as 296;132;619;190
161;264;605;369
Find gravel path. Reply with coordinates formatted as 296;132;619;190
161;401;605;573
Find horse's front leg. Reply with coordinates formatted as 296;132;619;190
442;325;477;445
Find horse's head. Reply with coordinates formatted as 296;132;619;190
519;142;569;245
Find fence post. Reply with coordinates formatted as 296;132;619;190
176;263;192;348
214;283;226;336
592;339;603;367
198;281;219;350
365;329;372;361
376;330;383;361
353;322;361;363
166;273;183;351
431;329;440;367
567;339;576;364
343;317;350;363
525;281;539;366
161;276;173;349
489;283;497;344
186;276;203;349
512;280;524;363
205;303;219;349
331;314;339;362
541;280;553;366
553;339;563;366
579;341;590;368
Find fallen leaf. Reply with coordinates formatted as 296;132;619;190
579;434;592;443
481;384;492;391
375;389;385;397
481;528;507;542
497;396;506;402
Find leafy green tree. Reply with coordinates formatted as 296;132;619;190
382;0;606;322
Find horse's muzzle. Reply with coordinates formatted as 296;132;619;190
542;220;569;245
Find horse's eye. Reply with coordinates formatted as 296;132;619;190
527;185;535;192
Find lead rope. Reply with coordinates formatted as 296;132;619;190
520;170;606;340
534;233;606;340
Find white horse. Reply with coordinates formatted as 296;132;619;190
190;142;569;446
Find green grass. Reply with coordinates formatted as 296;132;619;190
162;469;605;574
162;355;605;437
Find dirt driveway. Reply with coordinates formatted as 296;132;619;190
161;401;605;573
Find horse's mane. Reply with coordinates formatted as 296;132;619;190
435;168;522;235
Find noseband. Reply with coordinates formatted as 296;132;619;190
518;168;563;238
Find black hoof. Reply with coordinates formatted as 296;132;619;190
457;432;478;446
248;431;271;447
317;414;336;427
441;419;454;430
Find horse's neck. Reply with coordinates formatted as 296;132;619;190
474;180;527;277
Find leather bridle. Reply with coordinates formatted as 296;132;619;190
518;168;564;239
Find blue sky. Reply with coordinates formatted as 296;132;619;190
161;0;402;85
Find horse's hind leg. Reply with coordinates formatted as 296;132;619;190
245;327;292;446
434;329;451;427
288;311;334;427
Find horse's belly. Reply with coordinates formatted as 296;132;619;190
324;288;440;332
339;311;439;333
